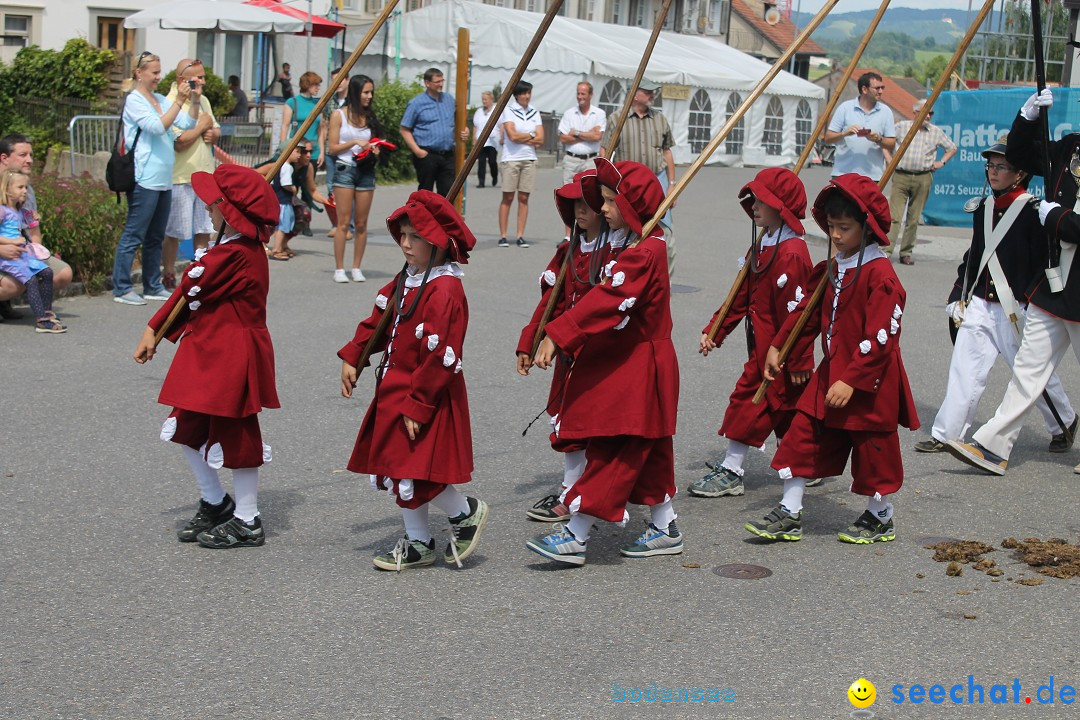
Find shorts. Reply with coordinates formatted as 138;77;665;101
276;203;295;234
501;159;537;194
332;161;376;191
161;408;271;469
166;183;215;238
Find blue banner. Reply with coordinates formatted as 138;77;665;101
922;88;1080;226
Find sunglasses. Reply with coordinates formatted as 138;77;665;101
136;51;157;69
298;147;311;154
180;59;203;74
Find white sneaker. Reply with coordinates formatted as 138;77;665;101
333;269;349;283
350;268;366;282
113;292;147;306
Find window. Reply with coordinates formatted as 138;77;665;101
577;0;596;20
688;89;712;154
598;79;624;118
724;92;744;155
224;33;243;85
763;96;784;156
96;16;135;54
362;0;384;11
3;15;29;47
197;31;216;69
610;0;622;24
795;99;813;153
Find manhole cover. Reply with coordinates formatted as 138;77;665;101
670;284;700;294
713;563;772;579
917;536;962;549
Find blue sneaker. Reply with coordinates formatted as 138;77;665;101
113;291;146;306
526;525;587;566
620;521;684;557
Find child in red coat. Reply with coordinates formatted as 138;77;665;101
528;158;682;566
747;174;919;544
516;169;628;522
339;190;488;571
134;164;281;549
691;168;814;498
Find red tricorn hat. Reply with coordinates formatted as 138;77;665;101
191;164;280;243
739;167;806;236
582;158;665;237
386;190;477;264
554;169;596;229
811;173;892;247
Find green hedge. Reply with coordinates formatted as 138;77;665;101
371;76;423;185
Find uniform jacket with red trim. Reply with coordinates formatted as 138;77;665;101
150;234;279;418
775;255;919;432
702;232;814;410
543;234;679;439
338;268;472;485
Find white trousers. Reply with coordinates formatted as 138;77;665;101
973;304;1080;458
933;297;1074;442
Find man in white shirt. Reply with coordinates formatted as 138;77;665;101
823;71;896;182
498;81;544;248
558;82;605;237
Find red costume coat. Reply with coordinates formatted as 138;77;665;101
544;235;679;440
703;234;814;439
150;235;279;418
775;255;919;432
338;269;473;485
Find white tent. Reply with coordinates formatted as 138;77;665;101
351;0;824;166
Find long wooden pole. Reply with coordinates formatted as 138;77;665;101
355;0;566;375
705;0;891;344
752;0;996;405
454;27;470;215
529;0;674;357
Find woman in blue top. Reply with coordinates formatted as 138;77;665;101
111;51;197;306
279;71;326;169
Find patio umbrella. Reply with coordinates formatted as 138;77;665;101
243;0;346;38
123;0;305;33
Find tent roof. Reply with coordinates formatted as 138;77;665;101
125;0;305;32
245;0;346;38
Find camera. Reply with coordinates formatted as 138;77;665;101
188;79;198;90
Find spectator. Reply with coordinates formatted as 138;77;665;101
0;170;64;332
265;140;327;260
497;81;543;249
558;81;605;236
600;81;676;273
0;133;73;320
473;90;500;188
280;71;326;169
325;66;348;197
885;99;956;265
112;51;197;306
268;144;301;260
399;67;468;196
228;75;249;120
823;71;896;182
162;58;220;290
328;74;385;283
278;63;293;99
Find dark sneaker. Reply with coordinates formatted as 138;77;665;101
516;237;529;248
526;525;586;565
805;477;824;487
745;505;802;541
837;510;896;544
373;536;436;571
498;236;509;247
196;515;265;548
178;494;235;542
914;438;947;453
945;440;1007;475
688;466;743;497
1049;415;1078;453
526;493;571;522
620;521;684;557
445;497;489;565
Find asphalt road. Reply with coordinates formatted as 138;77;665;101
1;164;1077;720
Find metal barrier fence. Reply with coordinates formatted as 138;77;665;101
68;115;119;179
215;119;275;168
18;95;98;144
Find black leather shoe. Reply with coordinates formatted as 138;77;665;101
1049;415;1079;453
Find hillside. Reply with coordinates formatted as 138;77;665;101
792;6;1000;47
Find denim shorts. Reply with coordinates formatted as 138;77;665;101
332;161;376;191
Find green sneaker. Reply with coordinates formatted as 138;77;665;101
373;536;436;572
445;497;489;565
620;521;684;557
688;466;744;497
837;510;896;544
745;505;802;541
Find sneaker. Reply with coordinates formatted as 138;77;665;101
373;535;436;571
914;438;947;453
516;237;529;248
620;521;684;557
745;505;802;541
143;290;172;301
1049;415;1079;453
837;510;896;544
805;477;824;488
526;493;571;522
113;291;147;306
445;497;490;565
688;466;743;497
945;439;1007;475
526;524;587;566
178;494;236;542
333;268;350;283
350;268;366;282
498;237;509;247
196;515;265;548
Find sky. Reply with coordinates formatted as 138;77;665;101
797;1;972;10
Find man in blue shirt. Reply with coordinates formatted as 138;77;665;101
824;71;896;182
400;68;466;196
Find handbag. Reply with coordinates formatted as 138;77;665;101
105;112;141;202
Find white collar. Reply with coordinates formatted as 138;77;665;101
760;225;801;248
404;260;464;288
836;243;886;273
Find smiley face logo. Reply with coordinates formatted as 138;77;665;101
848;678;876;708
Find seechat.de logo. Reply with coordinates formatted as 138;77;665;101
848;678;877;709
